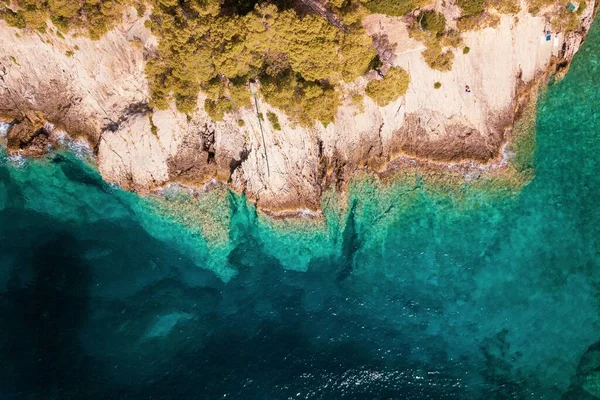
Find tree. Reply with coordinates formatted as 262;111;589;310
366;67;410;106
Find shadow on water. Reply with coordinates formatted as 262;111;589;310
50;153;111;194
337;200;361;281
0;230;92;399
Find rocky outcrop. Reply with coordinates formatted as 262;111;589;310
0;2;597;213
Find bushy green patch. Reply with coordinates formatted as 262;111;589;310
457;12;500;31
457;0;486;16
260;73;340;126
145;2;376;124
422;44;455;71
551;5;581;33
420;11;446;36
409;17;462;71
434;82;441;89
267;111;281;130
149;115;158;136
365;67;410;106
0;0;138;39
363;0;430;16
202;80;252;121
486;0;520;13
463;46;471;54
527;0;559;14
350;92;365;112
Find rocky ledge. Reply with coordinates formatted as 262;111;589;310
0;1;597;214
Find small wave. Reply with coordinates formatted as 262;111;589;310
7;154;27;168
51;130;93;160
0;122;10;137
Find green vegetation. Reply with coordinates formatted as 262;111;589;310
267;111;281;130
420;11;446;36
202;80;252;121
526;0;556;14
408;11;462;71
260;73;340;125
237;119;245;127
65;50;74;57
456;11;500;31
551;3;582;33
350;91;365;113
456;0;517;31
362;0;430;16
434;81;441;89
9;55;19;65
463;46;471;54
410;25;460;71
0;0;137;39
144;1;376;125
422;44;455;71
365;67;410;106
0;0;548;127
486;0;520;14
149;115;158;136
457;0;485;16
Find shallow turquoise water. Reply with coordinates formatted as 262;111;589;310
1;20;600;400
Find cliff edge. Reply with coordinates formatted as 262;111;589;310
0;0;597;213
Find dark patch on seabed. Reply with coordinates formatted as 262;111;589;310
1;18;600;400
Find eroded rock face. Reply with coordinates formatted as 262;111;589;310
0;8;152;145
0;3;596;212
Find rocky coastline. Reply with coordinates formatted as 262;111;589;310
0;0;597;217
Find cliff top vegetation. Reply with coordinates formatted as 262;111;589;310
0;0;587;125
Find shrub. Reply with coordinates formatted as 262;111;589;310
267;112;281;130
365;67;410;106
457;12;500;31
486;0;520;14
0;0;137;39
463;46;471;54
422;44;454;71
434;82;442;89
149;116;158;136
145;2;374;124
363;0;430;16
350;92;365;113
457;0;486;16
527;0;556;14
260;73;340;126
420;11;446;36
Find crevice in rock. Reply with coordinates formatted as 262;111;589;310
103;102;151;133
229;147;250;183
201;124;216;164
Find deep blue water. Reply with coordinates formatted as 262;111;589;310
2;19;600;400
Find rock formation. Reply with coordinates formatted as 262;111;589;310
0;1;597;213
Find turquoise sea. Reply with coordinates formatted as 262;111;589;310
1;20;600;400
